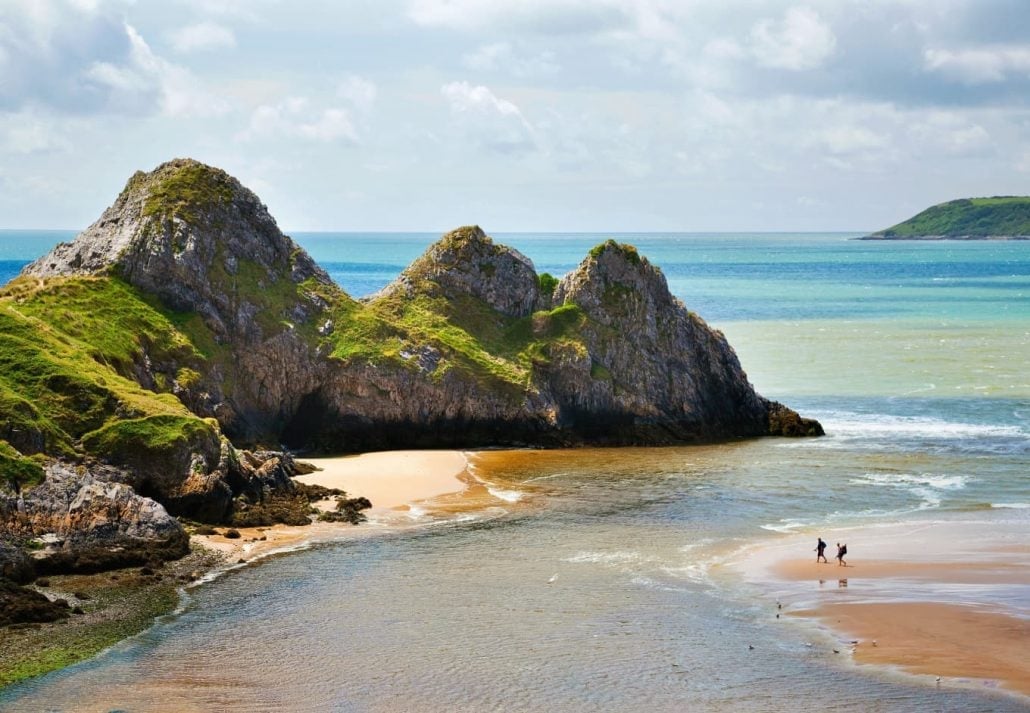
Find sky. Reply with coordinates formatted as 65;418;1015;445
1;0;1029;232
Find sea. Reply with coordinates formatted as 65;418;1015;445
1;230;1027;711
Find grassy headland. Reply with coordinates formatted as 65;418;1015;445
866;196;1030;239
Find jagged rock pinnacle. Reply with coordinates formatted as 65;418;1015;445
373;225;540;318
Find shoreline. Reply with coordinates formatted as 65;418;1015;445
0;449;480;690
191;450;474;564
729;515;1030;698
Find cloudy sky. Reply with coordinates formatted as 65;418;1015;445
2;0;1029;231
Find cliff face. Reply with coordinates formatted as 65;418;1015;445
542;241;770;440
26;159;336;441
20;159;820;453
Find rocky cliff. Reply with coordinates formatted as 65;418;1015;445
26;158;337;441
2;158;820;587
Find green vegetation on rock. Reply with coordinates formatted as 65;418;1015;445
0;442;44;493
871;196;1030;238
590;239;641;264
0;275;213;477
141;162;233;222
538;272;558;297
81;415;219;470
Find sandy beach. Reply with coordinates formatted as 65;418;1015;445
731;517;1030;698
190;450;472;565
296;450;470;510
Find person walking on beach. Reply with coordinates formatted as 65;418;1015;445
816;538;828;563
836;542;847;567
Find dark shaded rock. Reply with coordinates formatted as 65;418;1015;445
766;400;825;437
0;579;70;627
223;529;241;539
317;496;372;525
0;540;35;584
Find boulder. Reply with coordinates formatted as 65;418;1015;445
0;462;189;573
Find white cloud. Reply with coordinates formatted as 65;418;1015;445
239;97;358;143
337;75;377;113
409;0;634;35
0;2;227;118
908;112;991;156
924;46;1030;83
168;22;237;53
114;23;230;117
440;80;536;154
750;7;836;71
463;42;559;77
0;109;72;154
817;125;888;155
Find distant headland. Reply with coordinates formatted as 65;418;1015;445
860;196;1030;240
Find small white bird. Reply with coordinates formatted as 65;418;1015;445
547;573;558;584
936;676;942;684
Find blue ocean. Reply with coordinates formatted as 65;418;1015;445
1;229;1028;711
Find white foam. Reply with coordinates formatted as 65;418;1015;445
802;411;1026;440
487;486;524;503
564;550;646;566
992;502;1030;509
851;472;971;490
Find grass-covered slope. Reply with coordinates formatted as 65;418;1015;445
868;196;1030;239
327;226;600;399
0;275;215;492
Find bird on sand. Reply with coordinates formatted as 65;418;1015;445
547;573;558;584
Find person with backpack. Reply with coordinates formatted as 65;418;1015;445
816;537;828;563
836;542;847;566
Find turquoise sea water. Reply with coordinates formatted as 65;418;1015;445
1;230;1028;711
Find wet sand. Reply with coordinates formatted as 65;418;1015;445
731;517;1030;697
794;601;1030;696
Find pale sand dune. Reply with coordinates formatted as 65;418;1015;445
295;450;469;510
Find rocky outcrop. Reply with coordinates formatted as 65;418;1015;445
21;159;820;455
0;579;70;627
25;158;335;443
0;462;188;573
538;240;771;441
374;226;541;317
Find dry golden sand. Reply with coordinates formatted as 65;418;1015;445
296;450;470;511
733;519;1030;698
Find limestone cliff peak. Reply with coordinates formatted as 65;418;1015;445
373;225;539;318
24;158;335;337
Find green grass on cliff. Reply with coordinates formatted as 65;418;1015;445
0;276;218;479
328;286;594;395
81;415;219;470
141;162;233;222
0;441;44;493
876;196;1030;237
